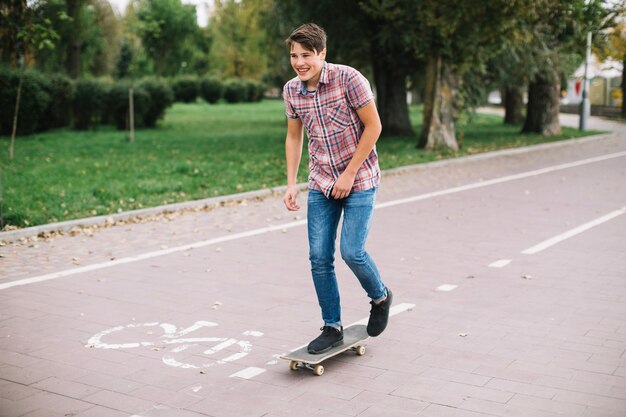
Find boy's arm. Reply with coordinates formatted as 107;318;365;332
331;100;382;199
284;117;305;211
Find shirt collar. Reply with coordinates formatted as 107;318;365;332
299;61;330;95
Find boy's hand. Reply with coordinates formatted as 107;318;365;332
283;186;300;211
331;171;356;199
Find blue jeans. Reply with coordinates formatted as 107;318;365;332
307;187;386;328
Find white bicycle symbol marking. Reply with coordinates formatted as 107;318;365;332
87;321;263;369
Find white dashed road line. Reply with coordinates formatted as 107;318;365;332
521;206;626;255
488;259;512;268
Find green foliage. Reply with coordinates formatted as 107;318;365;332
172;76;199;103
243;79;265;102
115;39;134;79
73;78;108;130
106;82;151;130
208;0;271;80
0;67;51;136
137;78;174;127
199;76;224;104
40;72;74;130
136;0;199;76
223;79;248;103
31;0;120;77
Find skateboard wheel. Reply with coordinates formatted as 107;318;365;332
313;364;324;376
289;361;299;371
356;346;366;356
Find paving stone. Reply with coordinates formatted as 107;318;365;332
1;116;625;416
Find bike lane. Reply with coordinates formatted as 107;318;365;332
1;132;625;416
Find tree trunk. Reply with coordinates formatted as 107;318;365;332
66;0;82;78
418;54;460;151
503;85;524;125
522;75;561;135
9;68;24;161
371;57;414;137
622;55;626;119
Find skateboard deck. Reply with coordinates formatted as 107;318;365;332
281;324;369;375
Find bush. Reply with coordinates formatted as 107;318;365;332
138;78;174;128
223;79;247;103
244;79;265;102
107;82;151;130
0;67;51;136
73;79;108;130
172;76;198;103
40;73;74;130
199;76;223;104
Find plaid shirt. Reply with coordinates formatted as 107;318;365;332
283;62;380;197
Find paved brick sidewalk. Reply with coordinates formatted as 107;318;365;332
1;115;625;417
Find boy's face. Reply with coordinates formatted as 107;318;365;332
290;42;326;89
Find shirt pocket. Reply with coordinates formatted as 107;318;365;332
299;111;320;138
325;102;354;134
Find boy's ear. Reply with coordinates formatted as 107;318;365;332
319;48;327;60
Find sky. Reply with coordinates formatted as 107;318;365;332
107;0;213;27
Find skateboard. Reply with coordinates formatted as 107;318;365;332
281;324;369;376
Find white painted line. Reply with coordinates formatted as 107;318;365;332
489;259;512;268
522;206;626;255
352;302;416;326
0;220;306;290
3;151;625;290
375;151;626;210
436;284;458;292
229;366;266;379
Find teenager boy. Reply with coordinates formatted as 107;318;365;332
282;23;392;354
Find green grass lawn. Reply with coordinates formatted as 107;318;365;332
0;100;600;229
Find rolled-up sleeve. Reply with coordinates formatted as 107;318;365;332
345;69;374;110
283;85;299;119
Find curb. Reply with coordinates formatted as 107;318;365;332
0;132;615;243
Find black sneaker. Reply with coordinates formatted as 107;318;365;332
307;326;344;354
367;288;393;336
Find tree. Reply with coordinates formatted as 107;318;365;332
29;0;120;78
489;35;531;125
0;0;27;67
271;0;416;137
65;0;85;78
409;1;520;150
598;20;626;118
1;0;58;160
521;0;618;135
115;38;133;79
361;1;417;137
135;0;198;76
209;0;270;79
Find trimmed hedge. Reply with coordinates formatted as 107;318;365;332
107;82;151;130
138;79;174;127
199;76;223;104
223;79;247;103
172;76;199;103
244;79;265;102
0;67;267;137
73;79;108;130
0;67;51;135
41;73;74;130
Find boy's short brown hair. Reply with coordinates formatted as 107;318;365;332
285;23;327;53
